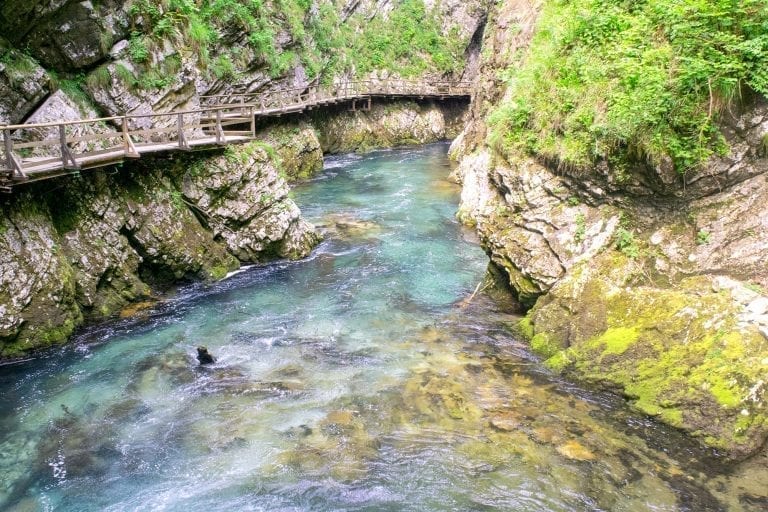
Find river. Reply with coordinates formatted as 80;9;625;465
0;144;766;511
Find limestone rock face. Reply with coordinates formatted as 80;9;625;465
0;198;81;358
0;38;50;125
20;0;130;70
255;122;324;182
314;100;466;154
424;0;487;41
182;142;320;262
452;0;768;459
453;148;621;306
14;89;110;157
85;60;202;130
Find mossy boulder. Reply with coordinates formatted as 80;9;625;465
520;254;768;460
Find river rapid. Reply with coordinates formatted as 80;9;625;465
0;144;766;511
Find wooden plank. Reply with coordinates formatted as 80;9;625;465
221;130;253;136
13;138;60;150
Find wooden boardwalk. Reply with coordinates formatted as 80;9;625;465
0;79;471;191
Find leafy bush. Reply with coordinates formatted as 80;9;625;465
349;0;467;76
615;228;640;258
128;32;150;62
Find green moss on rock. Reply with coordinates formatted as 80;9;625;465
525;253;768;460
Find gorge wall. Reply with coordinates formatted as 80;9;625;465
451;0;768;460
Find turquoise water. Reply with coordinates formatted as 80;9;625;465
1;144;766;511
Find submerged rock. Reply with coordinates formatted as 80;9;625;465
196;346;215;365
557;440;596;462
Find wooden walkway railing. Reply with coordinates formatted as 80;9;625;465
0;79;471;191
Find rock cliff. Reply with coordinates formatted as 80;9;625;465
451;0;768;459
0;141;318;359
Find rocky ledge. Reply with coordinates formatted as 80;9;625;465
0;141;318;360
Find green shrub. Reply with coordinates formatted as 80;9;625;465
128;32;150;62
615;228;640;258
122;0;469;86
488;0;768;177
212;54;237;79
697;229;712;245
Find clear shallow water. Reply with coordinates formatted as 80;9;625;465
1;143;767;511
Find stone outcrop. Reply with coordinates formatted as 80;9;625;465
181;143;320;261
0;37;50;125
314;99;467;154
254;121;324;182
0;139;319;360
0;1;130;71
451;0;768;459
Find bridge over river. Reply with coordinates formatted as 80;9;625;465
0;79;471;191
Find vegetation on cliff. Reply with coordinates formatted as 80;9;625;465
488;0;768;175
120;0;466;87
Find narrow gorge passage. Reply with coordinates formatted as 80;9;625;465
0;144;765;511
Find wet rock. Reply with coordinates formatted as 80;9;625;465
197;346;215;365
556;440;596;461
118;300;158;319
318;213;383;240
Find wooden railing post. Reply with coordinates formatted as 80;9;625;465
3;129;26;179
123;116;139;158
177;113;189;150
215;109;225;144
250;106;256;138
59;124;80;170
